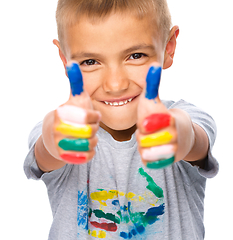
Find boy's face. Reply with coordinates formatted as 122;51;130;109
61;13;166;138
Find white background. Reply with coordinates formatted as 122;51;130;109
0;0;232;239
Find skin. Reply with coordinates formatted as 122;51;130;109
35;12;208;172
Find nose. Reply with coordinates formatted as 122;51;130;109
103;67;130;94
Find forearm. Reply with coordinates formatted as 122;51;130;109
35;112;66;172
183;123;209;162
170;108;209;163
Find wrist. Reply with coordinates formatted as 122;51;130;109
169;108;195;161
42;111;62;161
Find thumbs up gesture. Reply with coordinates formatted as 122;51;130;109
53;62;101;164
137;64;177;169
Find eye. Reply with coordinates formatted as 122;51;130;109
80;59;98;66
129;53;147;60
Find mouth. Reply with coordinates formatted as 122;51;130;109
102;96;138;107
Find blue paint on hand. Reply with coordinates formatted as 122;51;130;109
66;62;83;96
145;66;162;100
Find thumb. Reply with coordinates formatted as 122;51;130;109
137;64;169;132
66;61;92;109
145;64;162;101
67;61;84;96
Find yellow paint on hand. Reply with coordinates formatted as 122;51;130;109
56;121;92;138
140;131;173;148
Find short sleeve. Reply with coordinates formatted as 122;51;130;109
24;121;44;180
168;99;219;178
23;122;74;184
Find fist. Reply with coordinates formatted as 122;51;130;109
137;64;178;169
53;62;101;164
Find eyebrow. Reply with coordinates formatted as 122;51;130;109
71;44;156;60
122;44;156;55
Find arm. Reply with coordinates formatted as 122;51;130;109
35;63;100;173
137;64;209;169
169;108;209;168
35;112;66;173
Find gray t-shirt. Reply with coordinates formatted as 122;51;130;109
24;100;219;240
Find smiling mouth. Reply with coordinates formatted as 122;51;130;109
103;96;138;106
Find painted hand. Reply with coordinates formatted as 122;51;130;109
54;62;101;164
136;63;177;169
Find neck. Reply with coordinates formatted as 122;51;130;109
100;123;137;142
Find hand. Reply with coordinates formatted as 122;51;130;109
53;62;101;164
136;63;178;169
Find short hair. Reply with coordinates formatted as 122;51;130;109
56;0;172;52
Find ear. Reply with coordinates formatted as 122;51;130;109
53;39;68;77
163;26;179;69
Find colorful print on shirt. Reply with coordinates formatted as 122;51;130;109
77;167;165;239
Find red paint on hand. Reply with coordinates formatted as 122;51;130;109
90;221;117;232
143;113;171;132
60;153;86;164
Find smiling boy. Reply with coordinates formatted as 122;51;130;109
24;0;218;239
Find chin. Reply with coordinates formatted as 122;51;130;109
100;119;136;131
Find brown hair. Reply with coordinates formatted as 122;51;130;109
56;0;172;52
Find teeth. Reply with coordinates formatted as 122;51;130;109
104;97;133;106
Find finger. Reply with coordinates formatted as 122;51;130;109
142;145;175;161
57;105;101;124
137;64;167;125
139;131;173;148
60;149;96;165
57;135;98;152
142;113;173;133
66;61;93;109
55;135;98;164
145;65;162;101
136;127;177;170
55;122;99;139
136;127;177;147
66;61;83;96
140;144;178;170
143;156;175;170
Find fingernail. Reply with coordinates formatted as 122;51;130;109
58;139;89;151
57;105;87;124
146;156;175;169
140;131;173;148
66;62;83;96
142;145;174;161
143;113;171;132
56;121;92;138
60;153;86;164
145;66;162;100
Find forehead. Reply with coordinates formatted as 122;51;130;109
64;13;162;56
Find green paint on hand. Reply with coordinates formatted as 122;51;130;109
146;156;175;170
138;167;164;198
58;138;89;151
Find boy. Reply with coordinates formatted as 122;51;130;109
24;0;218;239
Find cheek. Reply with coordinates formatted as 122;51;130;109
82;73;101;96
126;65;148;88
